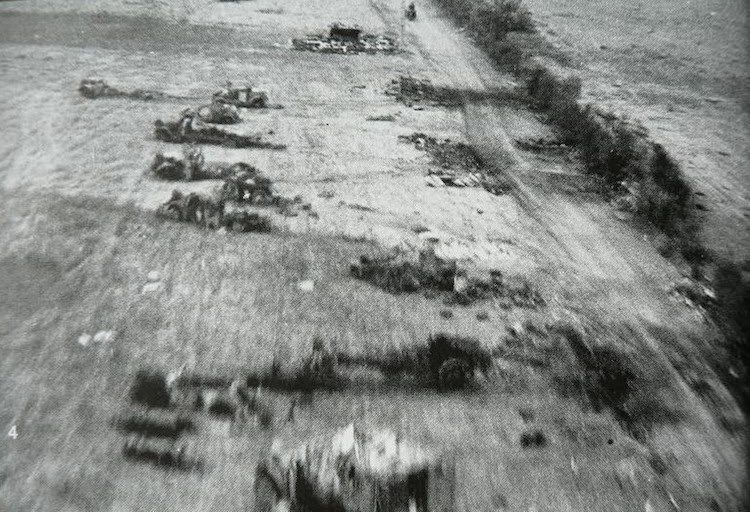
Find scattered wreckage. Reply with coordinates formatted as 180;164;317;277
386;76;461;107
292;23;398;54
254;423;455;512
79;78;182;101
154;109;285;149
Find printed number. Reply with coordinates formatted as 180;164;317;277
8;425;18;439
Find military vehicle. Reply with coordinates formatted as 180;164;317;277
254;424;455;512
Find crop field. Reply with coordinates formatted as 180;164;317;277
0;1;746;511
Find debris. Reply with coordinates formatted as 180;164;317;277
351;248;544;307
146;271;161;283
292;23;398;54
425;170;483;188
515;137;569;152
386;75;462;107
399;132;482;171
77;333;92;347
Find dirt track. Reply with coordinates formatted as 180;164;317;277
0;1;746;511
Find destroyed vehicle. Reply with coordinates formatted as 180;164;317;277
255;424;455;512
154;110;284;149
220;168;275;204
156;189;273;232
196;101;241;124
150;147;264;185
157;190;225;229
79;78;164;101
150;147;209;181
214;85;269;108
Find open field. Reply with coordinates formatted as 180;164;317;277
0;1;747;511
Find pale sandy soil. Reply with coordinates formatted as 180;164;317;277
0;1;746;511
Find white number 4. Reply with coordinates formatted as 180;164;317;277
8;425;18;439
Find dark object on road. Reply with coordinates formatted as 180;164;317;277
154;109;285;149
405;2;417;21
254;424;455;512
130;370;171;408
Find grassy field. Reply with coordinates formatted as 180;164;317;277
525;0;750;261
0;0;747;511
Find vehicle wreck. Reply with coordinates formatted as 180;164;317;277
255;423;455;512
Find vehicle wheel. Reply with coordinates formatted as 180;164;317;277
437;358;470;390
254;472;281;512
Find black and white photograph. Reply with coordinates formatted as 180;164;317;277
0;0;747;511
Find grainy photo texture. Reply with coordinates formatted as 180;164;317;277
0;0;748;511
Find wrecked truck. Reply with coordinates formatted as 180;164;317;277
254;423;455;512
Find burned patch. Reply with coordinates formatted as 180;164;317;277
350;249;544;307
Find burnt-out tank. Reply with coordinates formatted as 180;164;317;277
254;424;455;512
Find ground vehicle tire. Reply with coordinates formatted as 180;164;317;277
437;357;470;390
